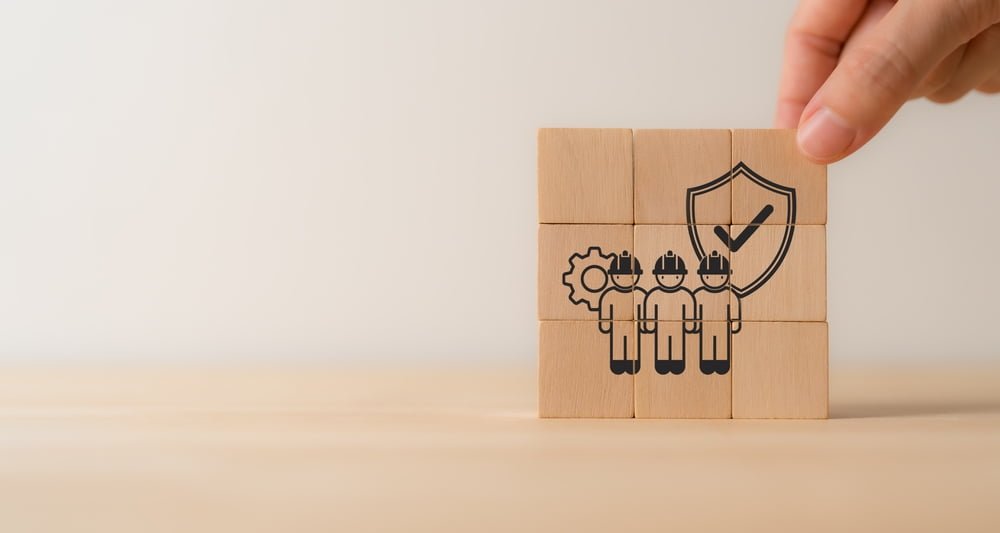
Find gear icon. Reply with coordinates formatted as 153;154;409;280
562;246;614;311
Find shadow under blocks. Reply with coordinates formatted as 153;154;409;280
538;128;827;419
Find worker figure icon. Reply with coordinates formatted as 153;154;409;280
692;251;742;375
599;251;642;376
638;251;697;375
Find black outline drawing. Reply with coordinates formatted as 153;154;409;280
601;251;642;375
638;251;698;376
687;162;796;298
562;247;642;375
557;162;798;377
692;251;738;376
562;247;615;312
713;204;774;252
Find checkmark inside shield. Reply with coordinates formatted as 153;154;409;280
714;204;774;252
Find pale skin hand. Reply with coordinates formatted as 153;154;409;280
776;0;1000;163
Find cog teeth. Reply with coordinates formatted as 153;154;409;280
561;245;612;312
567;289;583;305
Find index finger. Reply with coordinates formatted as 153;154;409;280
775;0;870;128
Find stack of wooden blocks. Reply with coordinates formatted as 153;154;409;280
537;129;827;419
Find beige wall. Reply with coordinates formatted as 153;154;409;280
0;0;997;361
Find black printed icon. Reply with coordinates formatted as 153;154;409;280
688;162;796;299
563;247;615;312
713;204;774;252
561;162;796;377
562;248;641;375
692;251;740;376
639;251;697;375
602;252;641;375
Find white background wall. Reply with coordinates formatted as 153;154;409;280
1;0;997;362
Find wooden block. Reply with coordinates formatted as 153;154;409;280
538;128;634;224
729;224;825;321
634;225;733;323
732;321;828;419
634;129;731;224
539;320;635;418
539;224;634;321
635;321;732;418
731;129;826;225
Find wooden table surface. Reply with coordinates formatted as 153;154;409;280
1;362;998;532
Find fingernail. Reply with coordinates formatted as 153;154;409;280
797;107;856;160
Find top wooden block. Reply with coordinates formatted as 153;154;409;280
732;129;827;225
538;129;633;224
635;129;731;224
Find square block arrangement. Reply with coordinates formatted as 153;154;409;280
538;128;828;419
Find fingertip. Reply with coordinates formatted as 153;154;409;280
796;107;858;163
976;72;1000;93
926;90;966;104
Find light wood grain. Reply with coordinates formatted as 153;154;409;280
538;223;633;320
539;320;634;418
732;129;826;225
538;128;634;224
730;224;826;321
733;321;829;419
1;362;999;532
634;129;731;224
635;321;732;418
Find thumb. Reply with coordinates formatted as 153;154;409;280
796;0;1000;163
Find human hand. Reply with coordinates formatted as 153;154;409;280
776;0;1000;163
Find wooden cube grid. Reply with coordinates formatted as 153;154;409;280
538;129;828;419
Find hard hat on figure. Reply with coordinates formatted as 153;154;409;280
697;251;731;275
609;251;642;275
653;251;687;276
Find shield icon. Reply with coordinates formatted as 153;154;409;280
686;162;797;298
685;168;731;283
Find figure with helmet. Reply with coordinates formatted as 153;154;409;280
638;251;698;375
692;250;742;375
598;251;642;375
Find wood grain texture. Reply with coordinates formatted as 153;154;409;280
732;129;826;225
634;224;731;322
634;129;731;224
538;128;633;223
2;363;1000;532
635;321;732;418
730;224;825;321
732;321;828;419
538;224;633;320
538;320;634;418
